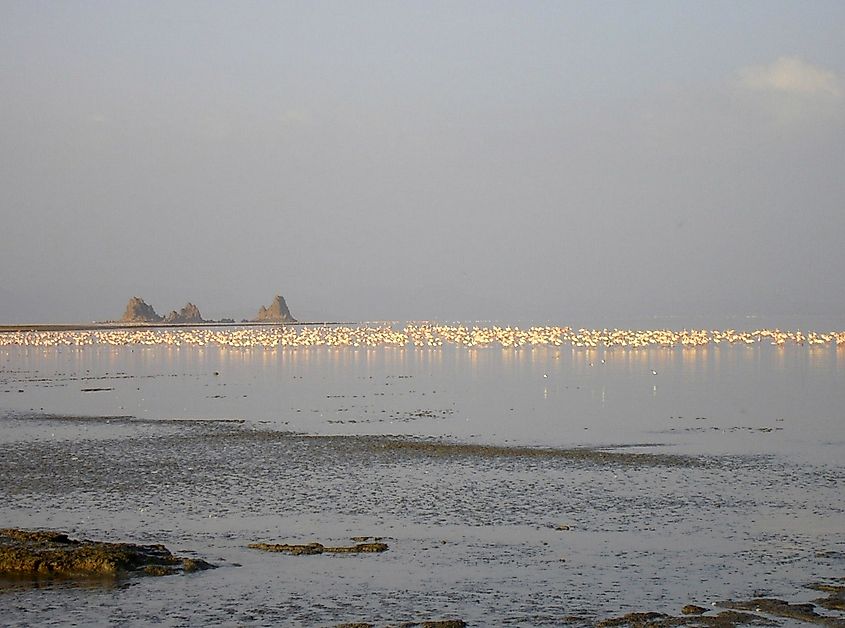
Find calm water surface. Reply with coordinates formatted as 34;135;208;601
1;332;844;625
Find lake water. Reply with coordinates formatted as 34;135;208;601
1;325;844;626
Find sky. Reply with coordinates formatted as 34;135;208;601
1;1;844;324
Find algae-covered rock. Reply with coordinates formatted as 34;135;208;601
0;528;214;579
597;581;845;628
717;598;831;624
709;610;778;626
336;622;465;628
597;609;778;627
808;582;845;612
597;612;673;627
681;604;707;615
249;542;325;556
326;542;389;554
249;541;388;555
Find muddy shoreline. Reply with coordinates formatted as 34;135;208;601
2;524;843;626
3;411;706;467
2;341;844;626
2;412;844;625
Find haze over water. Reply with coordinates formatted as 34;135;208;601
2;2;845;323
2;2;845;625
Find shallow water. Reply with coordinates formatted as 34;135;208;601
1;336;844;625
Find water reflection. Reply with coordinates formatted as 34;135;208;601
2;343;843;460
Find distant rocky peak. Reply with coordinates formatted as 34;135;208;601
121;297;162;323
164;303;204;324
255;295;296;323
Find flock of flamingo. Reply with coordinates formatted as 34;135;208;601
1;324;843;349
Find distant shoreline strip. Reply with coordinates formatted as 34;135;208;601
1;325;843;348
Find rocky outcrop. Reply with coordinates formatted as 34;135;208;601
254;295;296;323
117;295;296;324
121;297;162;323
163;303;204;324
249;540;388;555
0;528;214;578
596;582;845;627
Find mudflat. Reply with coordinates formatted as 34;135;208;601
1;340;844;625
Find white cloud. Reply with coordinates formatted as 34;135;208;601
733;56;845;130
738;56;843;99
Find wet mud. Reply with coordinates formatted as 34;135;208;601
0;402;845;626
3;411;704;468
362;436;704;467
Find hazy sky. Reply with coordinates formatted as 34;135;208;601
2;1;844;324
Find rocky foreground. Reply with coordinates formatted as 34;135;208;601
2;528;843;626
249;539;389;555
598;586;845;627
0;528;214;578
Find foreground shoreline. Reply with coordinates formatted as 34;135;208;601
2;411;843;626
3;524;843;626
3;341;843;625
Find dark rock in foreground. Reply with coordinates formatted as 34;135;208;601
809;583;845;612
254;294;296;322
0;528;214;579
335;621;466;628
718;597;845;625
249;541;388;555
597;609;777;626
597;583;845;627
120;297;163;323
